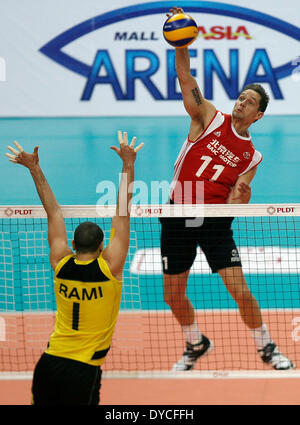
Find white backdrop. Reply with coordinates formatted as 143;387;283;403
0;0;299;116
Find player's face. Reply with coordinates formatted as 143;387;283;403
232;90;264;123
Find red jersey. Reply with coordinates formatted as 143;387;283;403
169;111;262;204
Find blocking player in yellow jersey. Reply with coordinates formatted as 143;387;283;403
6;132;143;405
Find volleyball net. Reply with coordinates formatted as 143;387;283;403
0;204;300;378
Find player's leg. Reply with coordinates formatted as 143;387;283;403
163;269;193;326
219;265;295;369
203;217;295;370
160;217;197;328
59;358;101;405
218;266;262;329
31;353;61;405
160;217;213;371
202;217;262;330
89;368;102;405
163;271;213;371
32;353;102;405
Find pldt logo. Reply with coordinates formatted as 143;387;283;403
267;206;295;215
4;208;32;217
39;1;300;101
4;208;13;217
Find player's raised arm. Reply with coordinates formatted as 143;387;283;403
5;142;72;270
102;131;143;280
168;7;216;137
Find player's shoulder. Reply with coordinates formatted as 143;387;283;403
98;253;122;284
214;110;230;127
252;148;263;163
54;253;75;276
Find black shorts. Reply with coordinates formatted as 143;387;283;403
160;216;242;274
32;353;102;405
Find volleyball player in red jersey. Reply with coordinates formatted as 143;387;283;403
161;7;295;371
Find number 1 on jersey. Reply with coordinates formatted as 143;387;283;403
196;155;225;181
72;302;80;331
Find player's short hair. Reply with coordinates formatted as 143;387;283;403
73;221;104;253
241;84;270;112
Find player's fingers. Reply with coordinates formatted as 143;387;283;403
14;141;24;152
123;132;128;146
134;142;144;153
7;146;19;156
110;146;121;155
5;153;16;160
129;136;137;148
118;130;123;145
5;153;17;163
239;183;250;191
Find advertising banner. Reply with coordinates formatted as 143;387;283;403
0;0;299;116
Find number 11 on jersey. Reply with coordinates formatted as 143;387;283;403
196;155;225;181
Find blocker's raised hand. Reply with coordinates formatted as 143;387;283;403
110;131;144;165
5;141;39;170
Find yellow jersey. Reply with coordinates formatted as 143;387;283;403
45;253;122;366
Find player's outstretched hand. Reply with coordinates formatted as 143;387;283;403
5;142;39;170
110;131;144;165
166;6;184;18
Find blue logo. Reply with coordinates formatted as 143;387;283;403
40;1;300;101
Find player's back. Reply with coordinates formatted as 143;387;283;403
46;253;122;366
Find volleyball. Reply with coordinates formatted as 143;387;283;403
163;13;198;48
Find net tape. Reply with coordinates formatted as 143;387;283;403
0;203;299;218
